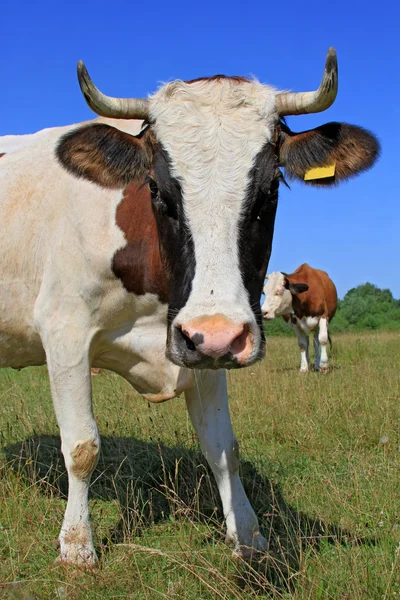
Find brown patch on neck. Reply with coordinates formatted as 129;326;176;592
112;181;168;302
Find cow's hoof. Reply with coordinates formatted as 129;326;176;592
231;532;267;562
299;368;309;373
232;544;264;562
56;545;98;569
319;365;330;374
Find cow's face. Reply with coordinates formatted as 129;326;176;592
262;272;292;319
149;78;280;368
57;62;379;371
262;272;308;319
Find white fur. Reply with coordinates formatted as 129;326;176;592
150;79;279;350
185;370;266;557
318;317;329;369
298;316;320;333
262;271;293;318
291;321;310;372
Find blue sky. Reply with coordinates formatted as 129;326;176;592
2;0;398;298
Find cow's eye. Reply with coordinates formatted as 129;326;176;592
148;178;165;213
148;177;176;218
148;178;159;198
251;194;267;222
251;175;281;222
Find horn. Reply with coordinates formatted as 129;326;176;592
77;61;150;119
275;47;338;116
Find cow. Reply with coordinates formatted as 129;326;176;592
262;264;338;372
0;49;379;566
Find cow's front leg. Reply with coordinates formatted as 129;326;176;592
42;326;99;567
185;370;266;559
293;324;309;372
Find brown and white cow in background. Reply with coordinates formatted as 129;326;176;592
0;49;379;566
262;264;338;372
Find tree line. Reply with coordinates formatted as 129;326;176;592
264;283;400;336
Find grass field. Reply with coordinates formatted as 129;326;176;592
0;331;399;599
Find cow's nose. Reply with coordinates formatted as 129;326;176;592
177;314;252;360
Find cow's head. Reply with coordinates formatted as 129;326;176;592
262;272;308;319
57;49;379;370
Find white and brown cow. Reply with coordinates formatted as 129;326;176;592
0;49;379;566
262;264;338;372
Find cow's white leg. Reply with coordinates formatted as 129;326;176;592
185;370;266;559
293;324;309;372
318;317;329;371
42;325;99;566
313;329;321;370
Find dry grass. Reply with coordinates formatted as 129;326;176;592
0;331;399;598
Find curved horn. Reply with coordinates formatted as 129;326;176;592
276;47;338;116
77;61;150;119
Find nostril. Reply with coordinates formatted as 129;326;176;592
230;324;249;355
177;327;197;352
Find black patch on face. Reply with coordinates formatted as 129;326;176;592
150;145;196;326
238;143;280;340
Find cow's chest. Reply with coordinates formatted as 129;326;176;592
293;315;320;334
92;290;193;402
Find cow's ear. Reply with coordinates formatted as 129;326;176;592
56;124;152;188
284;277;309;295
279;122;380;186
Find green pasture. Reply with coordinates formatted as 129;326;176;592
0;331;399;598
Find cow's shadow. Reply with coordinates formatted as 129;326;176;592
4;435;371;594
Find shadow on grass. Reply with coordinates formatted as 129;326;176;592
3;435;373;595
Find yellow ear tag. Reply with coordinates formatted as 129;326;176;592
304;163;336;181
